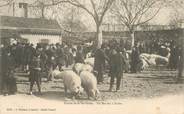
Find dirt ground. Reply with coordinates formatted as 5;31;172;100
13;67;184;101
1;67;184;114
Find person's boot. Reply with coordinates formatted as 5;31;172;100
109;85;113;92
37;88;42;95
116;86;120;92
116;89;120;92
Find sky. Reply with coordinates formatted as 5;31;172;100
150;8;172;25
0;0;182;31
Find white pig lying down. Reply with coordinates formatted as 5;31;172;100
59;70;84;99
80;71;100;100
72;63;93;75
139;53;169;70
137;58;149;72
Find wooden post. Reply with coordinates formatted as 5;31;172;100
0;47;2;94
182;29;184;77
13;2;15;16
177;29;184;82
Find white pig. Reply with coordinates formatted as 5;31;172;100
72;63;84;74
84;57;94;67
73;63;93;75
80;71;100;100
51;69;61;79
61;70;83;99
80;64;93;73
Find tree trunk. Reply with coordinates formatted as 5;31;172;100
130;31;135;48
178;29;184;81
96;25;103;49
41;7;45;18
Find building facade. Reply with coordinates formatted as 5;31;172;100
0;16;62;46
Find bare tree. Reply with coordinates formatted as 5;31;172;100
62;6;87;32
0;0;13;7
167;0;184;26
28;0;114;47
165;0;184;82
169;9;184;26
112;0;162;48
66;0;115;48
29;0;68;18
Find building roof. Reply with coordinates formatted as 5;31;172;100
0;16;61;35
0;29;20;38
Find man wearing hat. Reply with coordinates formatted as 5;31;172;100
94;44;109;84
29;49;42;95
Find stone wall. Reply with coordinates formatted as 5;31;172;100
103;28;183;43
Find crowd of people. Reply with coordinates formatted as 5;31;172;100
1;38;183;96
1;42;80;95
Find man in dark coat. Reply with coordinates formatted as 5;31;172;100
109;47;125;92
29;51;42;95
122;48;130;73
64;45;70;68
27;44;36;69
23;43;30;72
56;44;65;71
177;46;184;83
94;44;109;84
75;45;84;64
45;46;56;81
168;45;179;70
15;42;22;67
1;46;17;95
130;45;140;73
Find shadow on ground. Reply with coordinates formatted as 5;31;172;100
35;91;65;101
135;75;175;80
163;79;184;84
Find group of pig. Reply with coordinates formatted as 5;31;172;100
138;53;169;70
52;61;100;100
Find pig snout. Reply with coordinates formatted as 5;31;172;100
89;89;100;100
71;86;84;99
80;71;100;100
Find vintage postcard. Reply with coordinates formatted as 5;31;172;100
0;0;184;114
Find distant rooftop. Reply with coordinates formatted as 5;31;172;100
0;16;61;34
0;16;61;29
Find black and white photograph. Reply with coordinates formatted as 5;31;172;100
0;0;184;114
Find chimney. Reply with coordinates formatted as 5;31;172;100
19;2;28;18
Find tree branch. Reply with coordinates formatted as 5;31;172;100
135;7;161;26
99;0;114;24
0;0;13;7
29;0;68;7
66;0;95;20
90;0;99;22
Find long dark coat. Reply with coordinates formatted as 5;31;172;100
56;48;65;66
1;47;17;94
131;47;140;72
29;56;41;82
109;49;125;76
94;48;108;72
75;51;84;63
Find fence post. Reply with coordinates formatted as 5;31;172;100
182;29;184;78
0;47;2;94
177;29;184;82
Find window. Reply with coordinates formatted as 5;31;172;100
40;39;49;44
19;3;28;9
